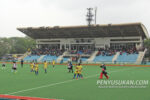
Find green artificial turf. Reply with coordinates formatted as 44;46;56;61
0;63;150;100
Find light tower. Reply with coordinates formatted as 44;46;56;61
86;8;94;26
94;7;97;25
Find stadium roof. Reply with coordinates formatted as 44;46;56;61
17;22;149;39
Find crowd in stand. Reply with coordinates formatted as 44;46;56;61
29;46;139;57
97;47;139;56
69;49;93;55
29;47;93;56
31;48;64;56
97;48;116;56
119;47;138;55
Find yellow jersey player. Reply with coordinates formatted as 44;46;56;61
52;60;55;68
77;63;83;79
43;61;48;73
73;64;79;79
30;62;34;72
35;63;39;75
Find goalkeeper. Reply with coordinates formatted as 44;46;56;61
99;64;109;79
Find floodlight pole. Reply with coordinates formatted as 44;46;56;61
86;8;94;26
95;7;97;25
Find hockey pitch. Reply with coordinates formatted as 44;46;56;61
0;63;150;100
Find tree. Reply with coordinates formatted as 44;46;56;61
0;37;36;57
9;37;36;54
0;38;10;57
144;39;150;59
144;39;150;49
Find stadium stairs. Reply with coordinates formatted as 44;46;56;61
57;51;68;63
18;52;31;61
62;51;72;62
136;49;147;64
87;51;98;62
112;52;120;63
37;55;45;62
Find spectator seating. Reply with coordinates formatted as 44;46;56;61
24;55;40;61
63;57;70;62
116;53;138;63
93;55;114;62
80;57;88;62
41;55;58;62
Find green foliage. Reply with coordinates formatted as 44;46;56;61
144;39;150;48
0;38;10;57
144;39;150;58
0;36;35;57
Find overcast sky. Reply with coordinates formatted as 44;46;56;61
0;0;150;37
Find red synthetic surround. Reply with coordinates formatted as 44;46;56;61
0;95;57;100
1;62;150;67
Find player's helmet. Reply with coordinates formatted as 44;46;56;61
100;64;104;68
100;64;104;66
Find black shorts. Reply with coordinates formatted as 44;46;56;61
68;67;72;69
102;71;107;74
12;67;17;70
2;65;5;67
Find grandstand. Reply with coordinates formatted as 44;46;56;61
17;22;149;64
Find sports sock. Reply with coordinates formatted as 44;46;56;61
73;74;76;78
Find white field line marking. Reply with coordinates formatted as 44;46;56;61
6;68;133;95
